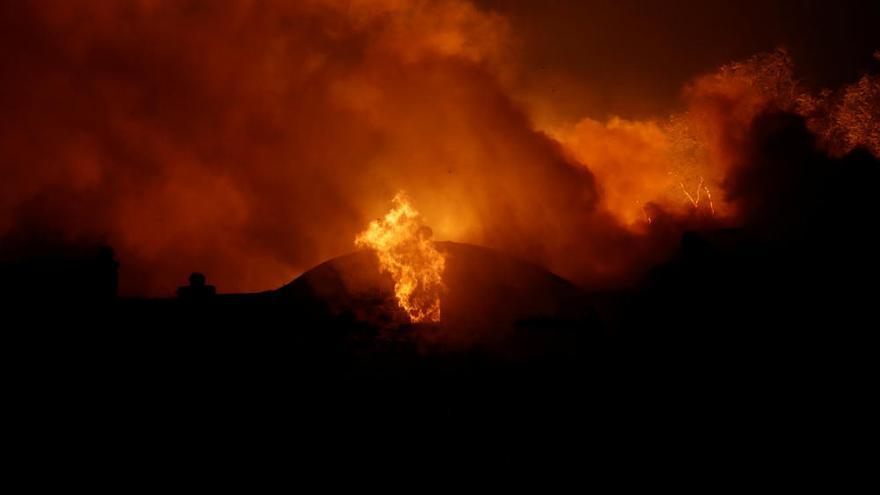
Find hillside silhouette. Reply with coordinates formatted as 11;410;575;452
2;111;877;462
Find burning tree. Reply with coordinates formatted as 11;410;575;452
355;193;446;323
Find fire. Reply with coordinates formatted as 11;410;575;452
680;177;715;215
355;193;446;323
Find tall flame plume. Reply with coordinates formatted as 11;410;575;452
355;193;446;323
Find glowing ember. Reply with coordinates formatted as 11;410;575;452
355;193;446;323
680;177;715;215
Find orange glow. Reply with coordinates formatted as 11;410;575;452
550;117;679;224
550;49;880;228
679;177;715;215
1;1;877;296
355;193;446;323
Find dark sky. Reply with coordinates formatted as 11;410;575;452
480;0;880;119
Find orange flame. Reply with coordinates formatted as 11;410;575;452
355;193;446;323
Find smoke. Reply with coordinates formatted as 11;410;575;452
0;0;525;294
0;1;877;296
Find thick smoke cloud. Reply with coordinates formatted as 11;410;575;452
0;0;607;294
1;1;877;296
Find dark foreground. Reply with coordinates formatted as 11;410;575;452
3;233;874;477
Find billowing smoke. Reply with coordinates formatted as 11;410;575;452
1;1;877;296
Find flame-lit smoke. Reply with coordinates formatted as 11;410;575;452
0;1;877;296
355;193;446;323
679;178;715;216
550;49;880;227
